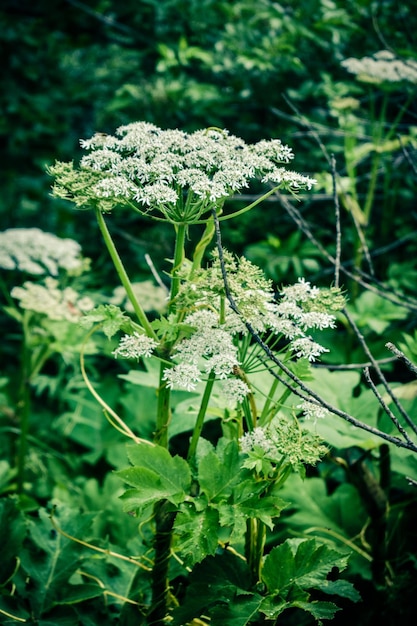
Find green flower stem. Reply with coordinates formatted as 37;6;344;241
155;363;172;448
16;317;31;493
213;186;281;223
259;377;280;425
191;216;216;276
169;222;187;309
187;370;216;462
147;499;176;626
245;518;266;584
95;210;157;340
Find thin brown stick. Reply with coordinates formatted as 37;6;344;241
343;307;417;436
363;367;413;444
386;342;417;375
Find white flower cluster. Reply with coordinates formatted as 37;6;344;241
240;427;275;455
297;400;329;423
239;420;327;469
0;228;84;276
178;257;337;362
112;332;159;359
51;122;316;222
163;309;242;393
342;50;417;85
11;277;94;321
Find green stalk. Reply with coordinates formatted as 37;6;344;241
187;370;216;462
245;518;266;584
191;216;216;276
169;222;187;308
154;363;172;448
16;315;31;493
95;210;157;340
259;377;280;426
147;500;176;626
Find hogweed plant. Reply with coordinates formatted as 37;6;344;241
0;228;94;494
47;123;360;624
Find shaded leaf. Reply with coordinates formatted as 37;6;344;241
174;504;220;566
18;507;94;616
117;444;191;510
262;538;349;595
198;439;242;502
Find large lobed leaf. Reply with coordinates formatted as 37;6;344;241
117;443;191;511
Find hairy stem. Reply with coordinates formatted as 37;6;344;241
147;500;176;626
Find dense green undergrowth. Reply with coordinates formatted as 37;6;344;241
1;1;417;624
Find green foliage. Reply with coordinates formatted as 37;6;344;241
172;538;359;625
2;1;417;624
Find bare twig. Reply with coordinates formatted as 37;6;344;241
343;307;417;436
145;253;169;293
386;342;417;376
314;357;396;371
276;192;417;313
349;209;375;277
397;134;417;180
363;367;413;444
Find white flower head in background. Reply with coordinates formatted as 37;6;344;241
0;228;85;276
11;277;94;322
342;50;417;85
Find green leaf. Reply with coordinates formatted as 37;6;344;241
172;552;258;625
259;539;351;621
278;475;368;540
174;504;220;566
198;439;242;502
117;444;191;510
18;507;95;617
80;304;131;338
0;497;27;585
262;538;349;596
289;600;339;620
55;583;102;605
316;578;361;602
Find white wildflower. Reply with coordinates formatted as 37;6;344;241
220;378;251;407
112;332;159;359
173;309;240;378
297;400;329;423
56;122;316;222
290;337;329;362
280;277;320;303
0;228;84;276
94;176;136;199
163;363;201;391
299;311;336;331
239;427;274;454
